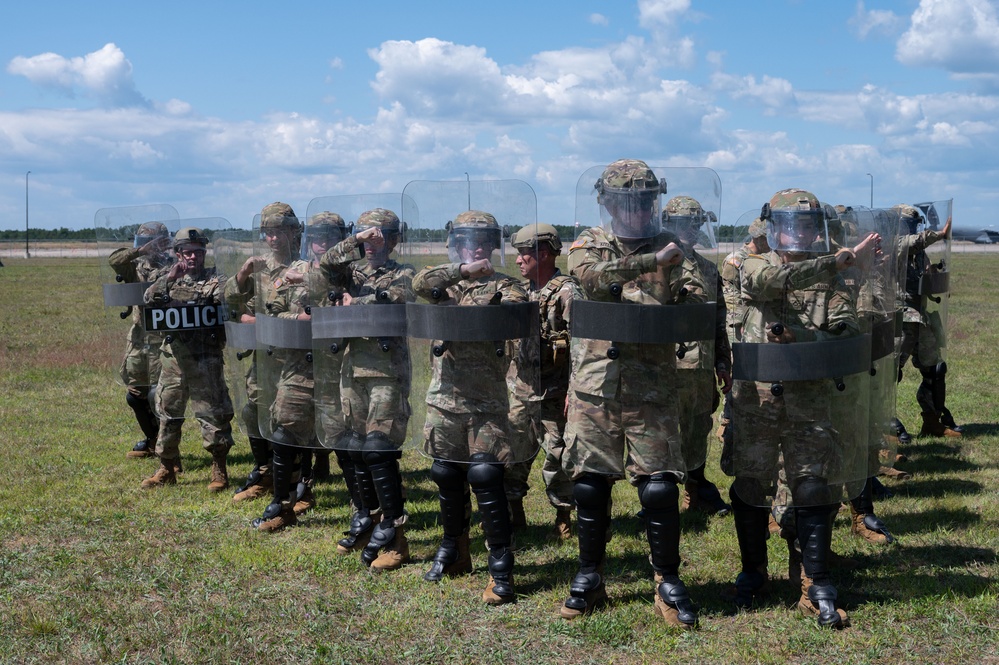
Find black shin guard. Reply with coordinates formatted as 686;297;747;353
729;487;769;607
797;504;841;626
126;390;160;443
468;455;511;550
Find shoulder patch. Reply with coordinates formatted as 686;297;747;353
569;237;592;251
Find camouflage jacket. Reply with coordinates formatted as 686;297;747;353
507;269;583;401
721;243;752;344
676;250;731;374
144;266;227;354
413;262;529;414
566;227;703;403
108;246;173;334
898;229;947;323
320;236;414;382
734;250;860;418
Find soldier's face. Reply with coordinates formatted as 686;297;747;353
515;247;538;280
264;227;295;255
176;244;206;272
455;234;496;263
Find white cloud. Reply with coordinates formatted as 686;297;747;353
6;43;148;108
711;72;796;115
589;13;608;26
849;1;904;39
897;0;999;86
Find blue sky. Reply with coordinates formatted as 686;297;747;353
3;0;999;232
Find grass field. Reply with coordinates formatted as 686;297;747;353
0;254;996;665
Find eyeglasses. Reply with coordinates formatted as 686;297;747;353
177;247;206;258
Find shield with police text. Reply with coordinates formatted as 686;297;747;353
402;179;540;464
213;225;256;435
729;201;874;508
305;194;415;455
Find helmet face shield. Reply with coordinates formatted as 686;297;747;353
599;189;663;240
766;209;829;254
447;226;502;263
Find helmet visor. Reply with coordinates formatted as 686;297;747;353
600;190;662;240
767;209;829;253
447;227;502;264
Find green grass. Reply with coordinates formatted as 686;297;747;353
0;255;997;665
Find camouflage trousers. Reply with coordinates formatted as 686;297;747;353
155;347;234;460
314;359;346;449
342;376;410;447
677;368;719;471
898;320;942;370
119;330;163;397
563;390;684;483
269;373;317;448
423;405;512;464
505;393;574;507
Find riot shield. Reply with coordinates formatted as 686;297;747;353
914;199;952;360
402;179;540;464
214;225;256;435
95;204;180;389
662;180;723;472
729;202;874;508
304;194;415;455
250;210;322;449
568;165;720;479
140;217;234;424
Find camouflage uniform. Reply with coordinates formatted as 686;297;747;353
108;223;173;458
142;228;234;489
895;204;959;437
560;159;701;629
319;208;414;569
416;210;529;606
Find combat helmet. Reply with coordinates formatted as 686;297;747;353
761;188;827;253
173;226;209;251
594;158;665;239
892;204;923;234
134;221;170;248
260;202;300;230
511;222;562;254
664;195;715;249
356;208;402;235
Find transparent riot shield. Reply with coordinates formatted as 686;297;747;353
568;165;720;479
213;225;256;434
140;217;234;425
661;178;723;472
304;194;415;457
95;204;180;389
250;211;322;449
729;203;874;508
402;179;540;464
848;206;903;477
914;199;952;360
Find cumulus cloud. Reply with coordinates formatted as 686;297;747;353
6;43;148;108
711;72;796;115
849;1;905;39
897;0;999;86
589;13;608;26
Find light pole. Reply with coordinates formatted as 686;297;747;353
866;173;873;209
25;170;31;258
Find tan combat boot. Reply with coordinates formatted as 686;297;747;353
370;525;410;572
560;564;607;619
293;480;316;515
798;575;850;628
878;465;911;480
423;532;472;581
254;502;297;533
919;411;961;438
232;467;272;503
482;548;515;606
652;576;698;630
850;507;895;545
126;439;156;459
141;460;177;488
207;452;229;493
554;507;573;541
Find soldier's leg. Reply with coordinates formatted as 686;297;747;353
142;355;186;488
233;402;274;501
849;477;895;544
638;473;698;629
424;460;472;582
360;432;409;570
253;433;300;532
125;388;160;457
469;453;516;604
560;473;611;619
539;400;575;539
334;440;375;554
792;477;849;628
188;354;235;492
729;479;771;609
504;396;536;531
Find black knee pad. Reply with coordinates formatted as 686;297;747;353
573;473;611;510
637;474;679;511
344;430;366;464
468;452;499;465
934;361;947;380
467;461;503;489
793;476;833;506
125;390;150;411
430;460;466;492
362;431;402;466
268;425;298;448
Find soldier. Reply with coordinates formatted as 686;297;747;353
414;210;531;606
505;223;583;540
318;208;414;571
894;204;960;438
560;159;702;628
141;226;235;490
663;196;733;516
727;188;880;629
107;222;174;460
